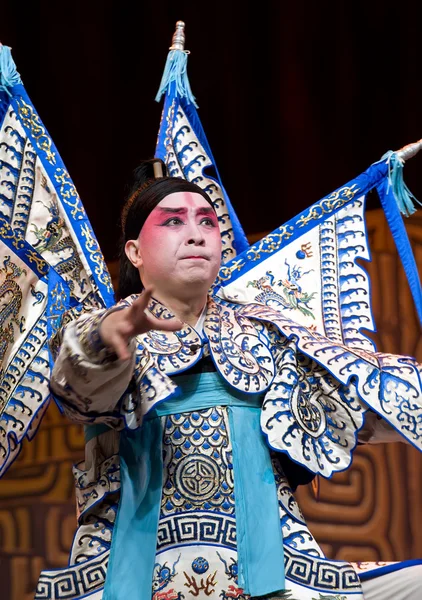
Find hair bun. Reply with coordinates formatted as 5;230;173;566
129;158;168;196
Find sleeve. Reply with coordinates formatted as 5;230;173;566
357;410;410;444
50;305;137;426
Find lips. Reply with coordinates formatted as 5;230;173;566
182;255;209;260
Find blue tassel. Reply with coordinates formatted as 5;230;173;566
381;150;421;217
155;49;198;107
0;45;22;96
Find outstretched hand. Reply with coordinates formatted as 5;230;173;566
100;288;182;361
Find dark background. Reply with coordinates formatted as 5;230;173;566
2;0;422;261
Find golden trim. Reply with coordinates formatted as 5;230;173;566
16;98;56;165
296;185;359;228
54;169;86;220
246;226;295;261
80;224;113;294
25;250;48;275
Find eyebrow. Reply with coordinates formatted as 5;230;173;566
158;207;187;214
197;206;215;215
157;206;215;215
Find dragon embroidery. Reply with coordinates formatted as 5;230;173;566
152;555;184;600
247;259;317;318
0;256;26;374
31;195;86;295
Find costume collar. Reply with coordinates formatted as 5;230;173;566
124;294;276;393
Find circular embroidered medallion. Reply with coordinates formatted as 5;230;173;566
175;455;220;502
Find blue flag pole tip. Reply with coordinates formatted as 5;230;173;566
380;139;422;217
0;44;22;95
155;21;198;108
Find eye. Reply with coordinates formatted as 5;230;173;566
200;217;216;227
162;217;184;226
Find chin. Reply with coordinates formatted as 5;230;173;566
172;272;212;290
168;263;220;292
183;275;211;287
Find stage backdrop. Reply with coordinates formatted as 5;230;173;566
0;209;421;600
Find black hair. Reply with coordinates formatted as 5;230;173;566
117;158;215;300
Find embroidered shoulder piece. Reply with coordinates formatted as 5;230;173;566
139;297;204;374
204;297;275;393
120;295;276;426
118;295;204;427
237;302;422;476
120;342;178;430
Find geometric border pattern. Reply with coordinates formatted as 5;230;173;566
284;545;361;591
35;551;108;600
157;513;236;552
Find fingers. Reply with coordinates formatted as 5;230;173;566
146;313;183;332
137;287;153;311
107;334;132;361
128;289;183;334
126;288;153;320
124;289;153;336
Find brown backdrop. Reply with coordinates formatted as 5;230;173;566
0;209;421;600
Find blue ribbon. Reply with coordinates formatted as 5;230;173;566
229;405;285;596
103;418;163;600
377;177;422;326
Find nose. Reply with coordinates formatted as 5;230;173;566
186;222;205;246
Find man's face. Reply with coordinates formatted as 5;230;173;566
126;191;222;296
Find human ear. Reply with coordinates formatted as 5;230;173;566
124;239;143;269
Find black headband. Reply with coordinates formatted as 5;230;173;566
122;176;215;241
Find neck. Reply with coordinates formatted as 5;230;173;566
153;291;208;327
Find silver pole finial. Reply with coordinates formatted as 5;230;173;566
396;139;422;162
170;21;186;51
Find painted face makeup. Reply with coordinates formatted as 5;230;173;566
130;192;222;296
